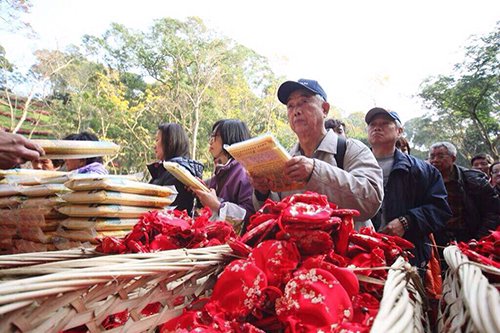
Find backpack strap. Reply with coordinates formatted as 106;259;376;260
335;135;347;170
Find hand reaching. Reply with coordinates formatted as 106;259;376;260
0;131;45;169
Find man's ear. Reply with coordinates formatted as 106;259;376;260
322;102;330;116
451;155;457;163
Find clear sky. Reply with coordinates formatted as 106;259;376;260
2;0;499;123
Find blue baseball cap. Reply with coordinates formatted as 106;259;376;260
365;107;402;125
277;78;327;104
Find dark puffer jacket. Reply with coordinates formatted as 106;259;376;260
434;165;500;246
371;149;452;271
148;156;203;214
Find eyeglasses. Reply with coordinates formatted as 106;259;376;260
428;153;450;160
492;169;500;175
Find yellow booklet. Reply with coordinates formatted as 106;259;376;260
163;161;210;193
225;134;305;192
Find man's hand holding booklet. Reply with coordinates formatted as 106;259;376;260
224;134;305;192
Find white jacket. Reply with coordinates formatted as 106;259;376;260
253;130;384;229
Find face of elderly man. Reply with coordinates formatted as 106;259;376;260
429;146;455;173
285;89;328;136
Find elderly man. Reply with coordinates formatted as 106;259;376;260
0;130;45;169
366;107;451;271
251;78;383;228
429;142;499;245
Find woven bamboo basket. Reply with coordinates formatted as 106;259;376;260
0;245;233;333
370;257;430;333
0;248;431;333
438;245;500;333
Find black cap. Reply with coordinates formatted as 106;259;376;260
277;78;327;104
365;107;402;125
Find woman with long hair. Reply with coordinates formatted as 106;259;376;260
148;123;203;214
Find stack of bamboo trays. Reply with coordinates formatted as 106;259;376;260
0;245;233;332
0;172;177;253
57;177;177;244
438;245;500;333
12;183;72;253
0;183;22;253
0;170;73;254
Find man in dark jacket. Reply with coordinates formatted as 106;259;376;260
366;108;451;273
429;142;500;245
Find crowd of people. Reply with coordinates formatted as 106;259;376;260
1;77;499;276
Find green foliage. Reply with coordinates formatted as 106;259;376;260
404;116;470;165
0;44;13;88
24;17;292;177
0;45;13;72
417;21;500;160
345;111;368;143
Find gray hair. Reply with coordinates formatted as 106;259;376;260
395;119;403;129
430;141;457;157
314;94;326;103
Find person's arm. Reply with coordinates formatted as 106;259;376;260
194;172;255;218
0;130;45;169
476;176;500;237
220;177;255;220
305;139;384;221
404;164;451;238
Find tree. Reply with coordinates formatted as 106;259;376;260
345;111;369;144
80;17;287;172
13;16;289;177
418;21;500;160
0;48;75;135
0;44;13;88
404;115;471;165
42;49;154;174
